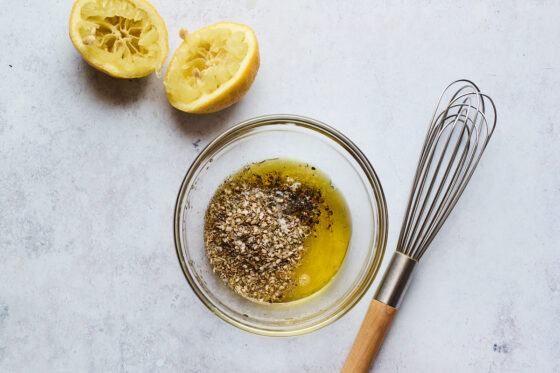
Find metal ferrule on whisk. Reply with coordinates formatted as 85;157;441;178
374;252;416;308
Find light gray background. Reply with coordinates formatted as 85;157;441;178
1;1;559;372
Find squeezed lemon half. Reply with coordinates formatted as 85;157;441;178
69;0;168;78
164;22;260;114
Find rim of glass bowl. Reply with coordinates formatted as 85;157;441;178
174;114;388;336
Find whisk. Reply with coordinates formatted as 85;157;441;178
342;80;496;372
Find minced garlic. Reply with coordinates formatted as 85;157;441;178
204;165;324;302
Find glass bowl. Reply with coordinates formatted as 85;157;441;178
174;115;387;336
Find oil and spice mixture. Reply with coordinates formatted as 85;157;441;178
204;159;351;303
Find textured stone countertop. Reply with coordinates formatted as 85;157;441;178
1;1;559;372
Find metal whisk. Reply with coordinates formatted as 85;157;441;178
342;80;496;373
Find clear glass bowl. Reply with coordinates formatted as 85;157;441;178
174;115;387;336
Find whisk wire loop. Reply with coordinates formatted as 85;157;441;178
396;80;496;260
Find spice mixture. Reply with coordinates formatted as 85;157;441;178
204;159;351;303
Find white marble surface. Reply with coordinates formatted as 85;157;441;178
1;0;559;372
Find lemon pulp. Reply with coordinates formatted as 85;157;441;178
167;28;247;102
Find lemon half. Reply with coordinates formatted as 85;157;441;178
69;0;168;78
164;22;260;114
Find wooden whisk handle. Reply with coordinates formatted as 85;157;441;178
341;299;397;373
342;252;416;372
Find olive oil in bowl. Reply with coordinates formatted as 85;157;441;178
204;158;352;303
